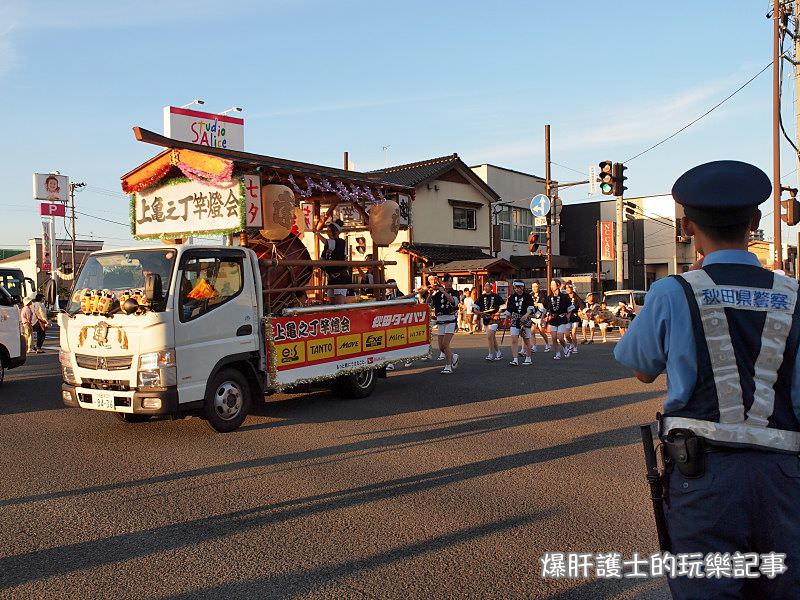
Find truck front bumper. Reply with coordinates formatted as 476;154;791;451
61;383;178;415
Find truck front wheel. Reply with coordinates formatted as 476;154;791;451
204;368;251;433
333;369;377;399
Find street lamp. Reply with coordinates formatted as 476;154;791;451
219;106;243;115
180;99;205;108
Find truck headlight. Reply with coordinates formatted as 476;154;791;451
138;370;162;388
138;366;176;389
59;350;72;367
139;349;176;371
62;366;77;385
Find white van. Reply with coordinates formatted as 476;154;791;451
603;289;647;315
0;286;26;384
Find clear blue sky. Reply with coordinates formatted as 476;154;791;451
1;0;796;249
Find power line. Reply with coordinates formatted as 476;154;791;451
550;161;586;176
75;211;129;227
625;60;774;163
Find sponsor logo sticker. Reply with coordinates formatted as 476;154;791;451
407;324;428;344
386;327;407;348
276;341;305;367
363;330;385;350
336;333;362;356
306;337;335;361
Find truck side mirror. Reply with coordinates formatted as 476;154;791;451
144;273;163;305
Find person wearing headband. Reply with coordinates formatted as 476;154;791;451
429;273;460;374
313;218;350;304
501;280;534;366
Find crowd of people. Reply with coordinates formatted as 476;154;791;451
410;275;636;374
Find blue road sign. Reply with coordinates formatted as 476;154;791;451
530;194;551;217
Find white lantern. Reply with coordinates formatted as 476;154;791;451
369;200;400;246
260;184;296;240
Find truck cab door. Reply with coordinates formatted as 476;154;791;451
173;249;258;403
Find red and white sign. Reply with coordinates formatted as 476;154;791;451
40;202;66;217
243;174;263;228
163;106;244;151
300;202;314;231
600;221;615;261
268;303;430;387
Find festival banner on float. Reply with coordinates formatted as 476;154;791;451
130;177;246;239
267;303;431;387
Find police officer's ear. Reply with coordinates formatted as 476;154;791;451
748;209;761;232
681;215;695;238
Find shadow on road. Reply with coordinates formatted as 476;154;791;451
0;355;64;415
248;344;639;429
0;424;642;589
0;390;660;509
155;512;554;599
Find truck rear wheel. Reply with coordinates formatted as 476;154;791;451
204;368;251;433
333;369;377;399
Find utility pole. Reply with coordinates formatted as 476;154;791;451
545;124;552;290
795;0;800;204
774;0;783;270
616;194;624;288
68;182;85;291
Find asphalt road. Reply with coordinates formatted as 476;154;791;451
0;332;671;599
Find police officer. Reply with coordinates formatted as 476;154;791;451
614;160;800;599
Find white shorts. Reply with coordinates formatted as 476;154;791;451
437;322;456;335
510;326;531;338
327;288;348;297
531;317;544;328
553;323;570;334
598;322;608;330
485;323;499;332
582;319;595;329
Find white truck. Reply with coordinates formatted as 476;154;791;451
0;285;26;384
59;245;430;432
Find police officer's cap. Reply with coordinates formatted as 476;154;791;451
672;160;770;227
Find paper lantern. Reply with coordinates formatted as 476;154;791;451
260;184;296;240
369;200;400;246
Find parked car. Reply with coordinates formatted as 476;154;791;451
0;286;26;384
603;289;647;315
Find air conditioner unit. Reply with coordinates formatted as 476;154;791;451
676;235;691;243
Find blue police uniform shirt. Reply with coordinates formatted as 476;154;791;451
613;249;800;419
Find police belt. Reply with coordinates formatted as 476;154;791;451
661;416;800;454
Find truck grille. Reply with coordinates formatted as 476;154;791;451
81;378;131;392
75;354;132;371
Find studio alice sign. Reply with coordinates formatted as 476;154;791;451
163;106;244;151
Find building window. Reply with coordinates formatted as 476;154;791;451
453;207;476;230
498;206;544;243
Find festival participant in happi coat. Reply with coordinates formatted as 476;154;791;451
429;274;460;374
474;281;505;361
580;292;599;344
501;280;535;366
529;280;552;353
548;279;571;360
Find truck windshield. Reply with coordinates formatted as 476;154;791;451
0;270;25;301
68;249;176;313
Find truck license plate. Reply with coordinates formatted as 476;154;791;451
95;392;115;411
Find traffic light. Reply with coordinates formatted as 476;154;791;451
624;201;637;220
598;160;613;195
612;163;628;197
782;186;800;226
